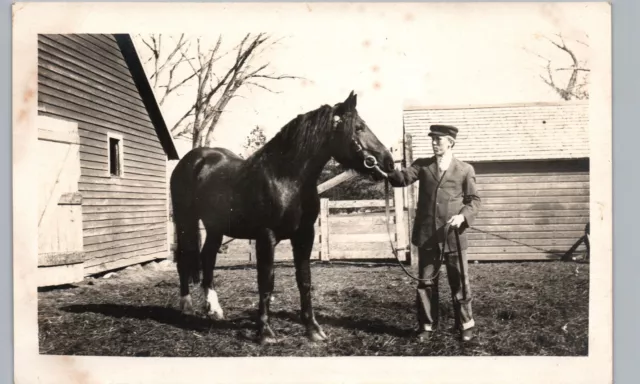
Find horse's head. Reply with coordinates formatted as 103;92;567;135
330;91;395;180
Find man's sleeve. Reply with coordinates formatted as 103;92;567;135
459;164;481;226
386;159;422;187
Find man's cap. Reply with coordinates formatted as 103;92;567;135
428;124;458;139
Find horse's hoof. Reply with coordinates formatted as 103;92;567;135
307;328;328;342
206;310;225;320
259;335;278;345
180;295;193;314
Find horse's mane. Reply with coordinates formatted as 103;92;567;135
247;104;353;165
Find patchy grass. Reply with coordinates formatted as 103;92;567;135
38;259;589;357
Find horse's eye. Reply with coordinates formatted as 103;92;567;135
355;125;365;132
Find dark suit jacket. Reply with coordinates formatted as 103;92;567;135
387;155;481;252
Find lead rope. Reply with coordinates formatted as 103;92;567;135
383;178;449;282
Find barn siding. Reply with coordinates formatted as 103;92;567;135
466;159;589;260
37;34;169;274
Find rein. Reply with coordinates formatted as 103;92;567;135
369;159;466;289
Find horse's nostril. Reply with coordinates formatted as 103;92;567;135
386;158;395;172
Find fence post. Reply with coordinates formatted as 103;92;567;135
320;198;330;261
391;141;408;263
405;133;419;267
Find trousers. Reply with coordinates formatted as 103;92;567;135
416;244;474;332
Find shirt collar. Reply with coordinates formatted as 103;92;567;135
437;151;454;169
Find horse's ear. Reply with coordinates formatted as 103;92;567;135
343;91;357;111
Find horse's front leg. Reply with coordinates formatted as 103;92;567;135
291;224;327;342
255;229;277;344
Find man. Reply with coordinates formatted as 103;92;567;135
384;124;481;342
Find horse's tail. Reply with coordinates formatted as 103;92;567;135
170;152;206;285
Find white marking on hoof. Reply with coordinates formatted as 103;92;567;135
204;288;224;320
180;294;193;313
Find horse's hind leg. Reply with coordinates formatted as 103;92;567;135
291;224;327;342
200;230;224;320
175;219;200;314
255;229;278;344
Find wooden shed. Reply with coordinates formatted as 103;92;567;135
37;33;180;286
403;101;590;261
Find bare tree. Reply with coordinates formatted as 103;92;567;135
526;33;590;100
137;33;302;149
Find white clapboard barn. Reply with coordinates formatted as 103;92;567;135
37;34;180;287
402;101;590;261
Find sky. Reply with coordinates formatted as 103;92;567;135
133;3;596;157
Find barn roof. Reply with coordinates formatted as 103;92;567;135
113;34;180;160
403;101;589;162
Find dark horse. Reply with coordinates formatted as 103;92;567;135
170;91;395;344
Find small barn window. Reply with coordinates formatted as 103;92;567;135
107;133;124;177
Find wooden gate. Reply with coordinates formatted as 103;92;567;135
37;115;85;287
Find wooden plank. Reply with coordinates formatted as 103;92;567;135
467;253;563;261
81;167;166;182
38;264;84;287
329;223;395;235
318;170;358;194
84;222;166;237
58;192;82;205
467;231;585;241
84;250;168;275
469;238;583;247
476;174;590;184
479;203;589;211
320;198;330;260
476;209;589;218
38;251;85;267
83;216;167;230
84;233;168;252
79;176;166;189
83;227;167;245
83;204;167;214
84;244;167;267
480;195;589;204
474;216;589;225
328;199;388;209
83;210;166;221
477;182;589;191
82;198;166;206
37;115;80;145
466;246;576;254
330;233;389;243
79;183;166;195
478;188;589;197
81;190;166;200
327;250;395;259
468;224;587;232
85;239;167;259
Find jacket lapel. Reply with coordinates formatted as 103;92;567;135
427;157;440;181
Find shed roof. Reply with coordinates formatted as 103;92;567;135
403;101;589;162
114;34;180;160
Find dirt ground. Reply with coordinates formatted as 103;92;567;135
38;258;589;357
